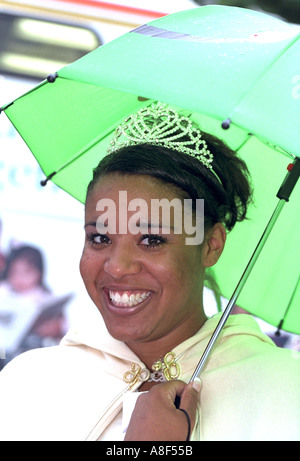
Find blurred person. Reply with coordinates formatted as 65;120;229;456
2;245;50;295
0;245;66;365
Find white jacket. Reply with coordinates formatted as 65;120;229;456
0;312;299;441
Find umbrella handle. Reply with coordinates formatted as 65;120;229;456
189;157;299;382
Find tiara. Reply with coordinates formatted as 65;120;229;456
107;102;215;171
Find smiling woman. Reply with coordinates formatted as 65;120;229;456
0;102;299;442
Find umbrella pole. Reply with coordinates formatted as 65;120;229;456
190;157;300;381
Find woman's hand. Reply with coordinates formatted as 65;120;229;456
124;379;201;441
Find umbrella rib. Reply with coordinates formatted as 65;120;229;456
40;125;117;185
235;131;295;160
0;79;47;112
40;99;154;185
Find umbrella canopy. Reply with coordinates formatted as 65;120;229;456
1;5;299;334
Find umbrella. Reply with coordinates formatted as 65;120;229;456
1;5;299;353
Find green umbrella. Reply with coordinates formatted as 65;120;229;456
1;6;299;345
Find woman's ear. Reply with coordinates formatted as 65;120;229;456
202;223;226;268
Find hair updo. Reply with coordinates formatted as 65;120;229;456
86;130;253;233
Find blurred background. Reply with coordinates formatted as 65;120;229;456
0;0;299;368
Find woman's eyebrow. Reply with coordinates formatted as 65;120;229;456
83;220;177;232
83;221;97;229
138;220;175;233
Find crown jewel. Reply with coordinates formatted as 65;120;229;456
107;102;214;170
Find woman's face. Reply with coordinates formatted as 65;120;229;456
80;173;208;350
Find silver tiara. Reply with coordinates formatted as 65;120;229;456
107;102;214;171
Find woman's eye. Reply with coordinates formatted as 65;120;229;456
139;234;167;248
86;233;111;246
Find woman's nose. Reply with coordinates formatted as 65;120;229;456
103;240;142;278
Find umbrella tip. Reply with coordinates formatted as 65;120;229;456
275;319;284;336
40;178;48;187
47;72;58;83
40;171;57;186
221;118;231;130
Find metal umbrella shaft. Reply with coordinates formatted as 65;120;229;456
190;158;300;381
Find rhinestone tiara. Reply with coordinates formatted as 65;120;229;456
107;101;217;175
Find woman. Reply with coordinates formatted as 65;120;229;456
0;102;299;441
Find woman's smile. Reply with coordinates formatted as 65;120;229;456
107;289;151;307
101;286;153;313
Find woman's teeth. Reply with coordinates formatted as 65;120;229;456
109;290;151;307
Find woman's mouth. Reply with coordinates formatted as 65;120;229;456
108;290;151;308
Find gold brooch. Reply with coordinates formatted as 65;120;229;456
123;352;180;388
151;352;180;382
123;363;150;389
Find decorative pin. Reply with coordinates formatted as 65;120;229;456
123;363;150;389
152;352;180;381
123;351;180;388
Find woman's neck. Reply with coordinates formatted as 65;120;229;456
126;311;207;370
